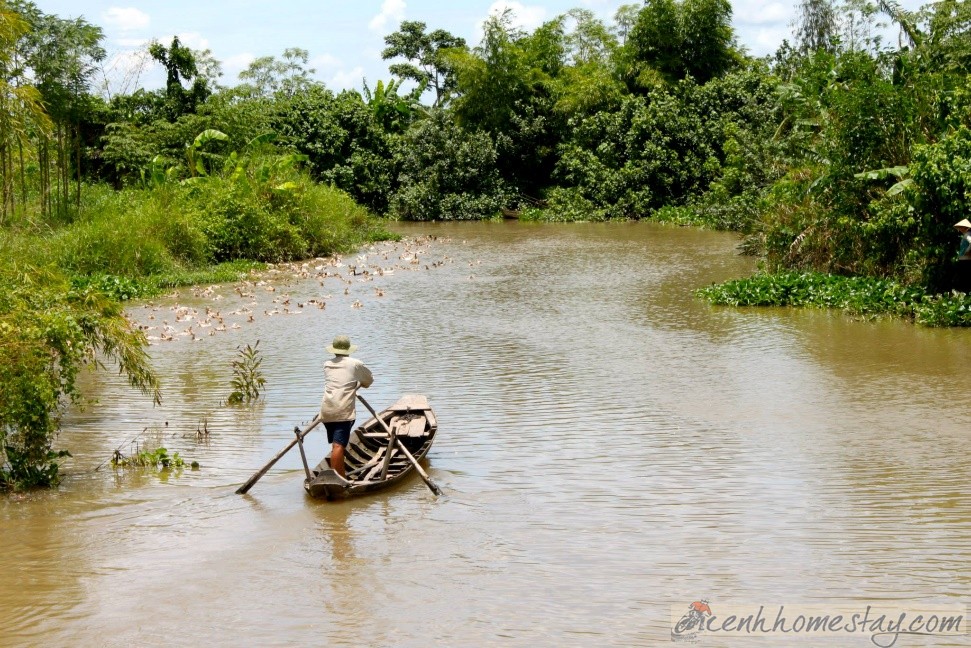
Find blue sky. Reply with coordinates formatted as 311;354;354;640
32;0;925;96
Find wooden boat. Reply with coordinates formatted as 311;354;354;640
304;394;437;499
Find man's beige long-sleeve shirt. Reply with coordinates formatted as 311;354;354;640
319;355;373;422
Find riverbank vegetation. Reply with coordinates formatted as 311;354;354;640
698;271;971;327
2;0;970;488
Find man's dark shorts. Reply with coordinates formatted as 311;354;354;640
324;420;354;447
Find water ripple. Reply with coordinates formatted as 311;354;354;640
3;222;970;646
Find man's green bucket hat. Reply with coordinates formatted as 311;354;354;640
327;335;358;356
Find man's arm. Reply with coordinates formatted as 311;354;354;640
357;363;374;388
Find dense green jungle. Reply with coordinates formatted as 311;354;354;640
1;0;970;488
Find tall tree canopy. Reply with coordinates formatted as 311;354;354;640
238;47;315;98
148;36;210;119
793;0;839;54
382;20;466;107
623;0;738;86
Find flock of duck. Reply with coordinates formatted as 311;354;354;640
134;235;459;345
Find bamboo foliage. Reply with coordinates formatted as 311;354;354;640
0;2;50;222
1;1;103;222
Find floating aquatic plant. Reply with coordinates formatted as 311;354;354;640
112;445;186;469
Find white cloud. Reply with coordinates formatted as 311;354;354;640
482;1;548;33
175;32;211;50
745;25;792;54
732;0;792;27
727;0;796;55
329;66;366;91
369;0;406;33
311;53;343;70
224;53;255;79
102;7;150;32
116;37;149;48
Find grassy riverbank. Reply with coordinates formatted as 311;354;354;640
1;173;391;291
0;153;393;490
698;271;971;327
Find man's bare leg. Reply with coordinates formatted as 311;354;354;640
331;443;346;478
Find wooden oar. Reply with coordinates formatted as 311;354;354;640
294;426;313;484
235;417;321;495
357;395;443;496
379;416;398;480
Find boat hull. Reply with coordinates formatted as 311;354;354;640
304;394;437;500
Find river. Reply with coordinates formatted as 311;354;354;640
1;221;969;647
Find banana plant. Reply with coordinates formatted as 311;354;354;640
139;154;180;187
186;128;229;177
854;165;913;196
362;78;420;132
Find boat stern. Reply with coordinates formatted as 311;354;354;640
305;468;351;499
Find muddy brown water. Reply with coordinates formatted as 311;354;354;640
1;221;969;647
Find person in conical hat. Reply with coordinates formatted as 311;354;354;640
319;335;373;478
951;220;971;292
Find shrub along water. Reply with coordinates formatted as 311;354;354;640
0;262;161;490
111;446;187;470
0;145;389;491
227;341;266;405
9;151;387;281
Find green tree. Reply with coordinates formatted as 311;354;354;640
838;0;886;53
613;4;642;45
362;77;420;133
563;8;617;65
0;264;160;490
0;1;50;221
554;84;721;219
793;0;839;54
148;36;211;120
238;47;316;98
382;20;466;107
553;9;625;118
273;85;395;212
622;0;738;87
922;0;971;74
192;47;223;89
391;109;508;220
619;0;680;88
450;10;566;196
11;1;105;217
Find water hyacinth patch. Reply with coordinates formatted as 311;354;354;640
698;271;971;327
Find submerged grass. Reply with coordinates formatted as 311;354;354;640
698;271;971;327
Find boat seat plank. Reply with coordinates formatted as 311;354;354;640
388;394;430;411
402;418;426;437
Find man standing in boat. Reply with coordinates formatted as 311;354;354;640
320;335;373;478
